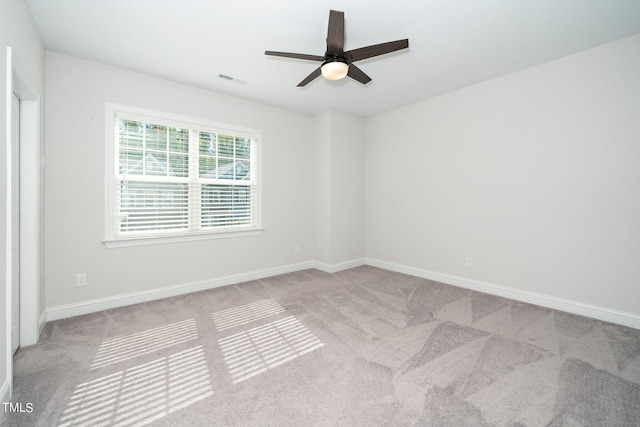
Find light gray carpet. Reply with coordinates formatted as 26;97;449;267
3;266;640;426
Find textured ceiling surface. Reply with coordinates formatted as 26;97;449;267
26;0;640;116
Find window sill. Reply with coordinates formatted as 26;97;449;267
103;228;264;248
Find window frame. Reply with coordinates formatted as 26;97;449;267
104;103;262;248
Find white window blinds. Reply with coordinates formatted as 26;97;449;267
110;110;259;240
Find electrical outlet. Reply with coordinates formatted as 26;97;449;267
294;245;301;254
465;257;474;268
76;273;87;287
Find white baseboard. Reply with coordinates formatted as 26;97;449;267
366;258;640;330
313;258;365;273
44;256;640;329
47;261;315;321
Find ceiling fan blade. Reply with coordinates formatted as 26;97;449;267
326;10;345;55
346;39;409;62
347;64;372;85
297;67;322;87
265;51;325;61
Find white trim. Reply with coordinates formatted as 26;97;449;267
38;310;46;335
4;46;13;403
9;48;41;348
104;228;264;248
0;377;10;404
18;99;40;346
3;47;42;406
313;258;365;273
46;261;314;321
107;103;262;138
43;257;640;329
365;258;640;330
104;102;263;245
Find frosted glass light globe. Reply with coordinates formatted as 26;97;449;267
321;61;349;80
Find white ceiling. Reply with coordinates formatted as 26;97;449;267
26;0;640;117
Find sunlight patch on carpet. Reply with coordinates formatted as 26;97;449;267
212;298;286;331
90;319;198;370
59;345;213;427
218;316;324;384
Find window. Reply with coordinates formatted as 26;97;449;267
105;104;261;247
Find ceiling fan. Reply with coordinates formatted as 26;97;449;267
265;10;409;87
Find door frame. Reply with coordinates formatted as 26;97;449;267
5;46;41;397
10;90;20;355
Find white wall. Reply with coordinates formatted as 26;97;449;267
45;52;315;312
365;35;640;322
314;110;365;269
0;0;45;405
314;111;331;265
329;111;365;266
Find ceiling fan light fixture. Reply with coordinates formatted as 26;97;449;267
265;10;409;86
321;58;349;80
